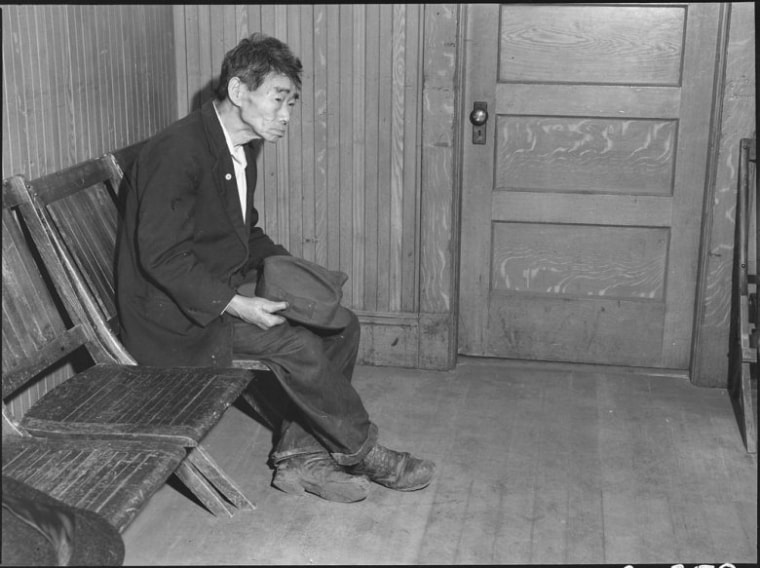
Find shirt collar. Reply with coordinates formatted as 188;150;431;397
212;101;247;167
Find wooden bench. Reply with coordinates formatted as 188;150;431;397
2;174;256;521
2;180;186;533
29;144;284;427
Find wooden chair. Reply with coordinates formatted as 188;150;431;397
32;144;285;429
3;175;256;516
2;182;186;533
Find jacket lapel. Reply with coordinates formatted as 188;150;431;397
243;142;259;235
201;101;249;251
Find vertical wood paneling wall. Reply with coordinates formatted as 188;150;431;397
693;2;756;386
174;5;460;368
176;4;421;313
1;4;176;416
2;5;176;179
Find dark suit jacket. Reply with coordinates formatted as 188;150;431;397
116;100;288;367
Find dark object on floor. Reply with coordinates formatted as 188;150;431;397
1;475;124;566
729;137;758;453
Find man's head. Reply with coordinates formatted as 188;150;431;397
215;33;303;143
216;33;302;101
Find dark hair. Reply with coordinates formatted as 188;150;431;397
215;33;303;100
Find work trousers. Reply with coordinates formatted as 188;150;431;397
232;309;377;467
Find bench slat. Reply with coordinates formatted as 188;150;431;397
3;437;185;533
22;363;251;445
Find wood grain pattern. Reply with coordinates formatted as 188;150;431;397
491;223;667;300
693;2;756;386
419;4;458;315
390;4;406;312
499;5;684;85
495;117;676;194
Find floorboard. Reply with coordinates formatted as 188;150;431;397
122;358;758;565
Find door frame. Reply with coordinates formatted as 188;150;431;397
451;3;732;383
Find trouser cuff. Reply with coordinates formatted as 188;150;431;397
330;422;378;467
271;446;325;465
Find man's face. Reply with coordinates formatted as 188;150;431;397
236;73;299;143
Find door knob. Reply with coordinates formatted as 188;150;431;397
469;102;488;144
469;107;488;126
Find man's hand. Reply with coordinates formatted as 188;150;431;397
225;294;288;329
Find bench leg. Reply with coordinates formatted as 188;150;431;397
183;445;256;513
174;458;236;517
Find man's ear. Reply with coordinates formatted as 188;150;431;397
227;77;245;106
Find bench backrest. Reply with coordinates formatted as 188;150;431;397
28;157;122;328
21;142;270;375
1;177;111;403
25;143;145;364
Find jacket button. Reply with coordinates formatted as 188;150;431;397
225;173;232;180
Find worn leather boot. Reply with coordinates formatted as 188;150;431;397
272;452;371;503
349;444;436;491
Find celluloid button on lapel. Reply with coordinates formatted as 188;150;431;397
225;173;232;180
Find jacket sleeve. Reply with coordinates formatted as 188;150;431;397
134;138;236;326
244;209;290;273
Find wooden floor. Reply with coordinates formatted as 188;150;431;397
122;358;757;565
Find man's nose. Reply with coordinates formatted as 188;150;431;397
278;107;291;125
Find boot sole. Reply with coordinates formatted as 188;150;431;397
273;470;370;503
375;477;433;492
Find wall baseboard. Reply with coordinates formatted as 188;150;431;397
356;311;454;370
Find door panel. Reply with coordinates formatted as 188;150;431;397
498;5;685;85
494;116;678;194
458;3;723;369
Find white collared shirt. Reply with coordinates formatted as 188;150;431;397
213;102;249;315
213;101;248;221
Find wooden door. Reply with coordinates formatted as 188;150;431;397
458;4;723;369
